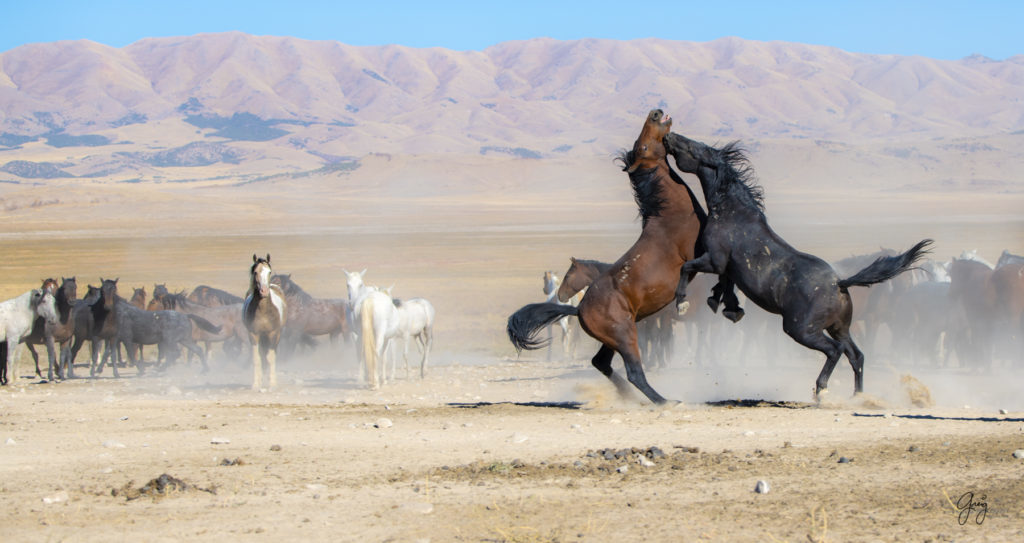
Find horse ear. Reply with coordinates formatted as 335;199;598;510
360;269;366;277
253;254;259;263
266;253;271;264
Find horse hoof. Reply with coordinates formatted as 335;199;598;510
706;296;720;313
676;300;690;316
723;308;745;323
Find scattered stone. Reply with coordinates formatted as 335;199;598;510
838;456;852;464
743;430;756;437
907;445;920;453
42;491;69;504
210;437;231;445
647;446;666;459
616;465;629;474
270;444;282;452
374;418;393;429
754;480;770;494
220;458;244;466
5;438;15;445
112;473;214;500
102;440;126;449
636;455;655;468
1000;409;1009;415
1012;450;1024;459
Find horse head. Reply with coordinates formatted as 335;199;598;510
31;288;59;325
40;278;58;295
250;254;273;298
98;278;118;308
623;109;672;173
542;271;560;296
59;277;78;302
344;269;367;302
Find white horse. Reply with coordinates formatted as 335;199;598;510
1;288;59;385
542;271;574;361
351;286;399;389
391;297;435;379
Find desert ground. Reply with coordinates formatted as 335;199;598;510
1;155;1023;542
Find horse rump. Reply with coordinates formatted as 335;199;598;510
507;302;579;352
838;239;933;289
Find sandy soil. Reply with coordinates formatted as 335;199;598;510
1;157;1023;541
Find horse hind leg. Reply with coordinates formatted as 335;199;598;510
828;326;865;395
785;324;845;399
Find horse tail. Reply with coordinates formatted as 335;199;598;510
359;298;378;385
838;239;933;289
507;302;580;352
186;314;222;334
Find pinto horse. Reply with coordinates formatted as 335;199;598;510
664;131;932;398
243;254;287;391
508;109;703;404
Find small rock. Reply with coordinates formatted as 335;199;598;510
616;465;629;474
754;480;770;494
636;455;655;467
42;491;69;504
1012;450;1024;459
838;456;852;464
743;430;756;437
5;438;15;445
210;437;231;445
1000;409;1009;415
305;483;327;491
270;444;282;452
907;445;920;453
509;433;528;444
374;418;393;429
102;440;126;449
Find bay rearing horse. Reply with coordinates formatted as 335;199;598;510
243;254;287;391
664;131;933;398
508;109;703;404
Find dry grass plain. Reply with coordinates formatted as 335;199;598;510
1;154;1023;541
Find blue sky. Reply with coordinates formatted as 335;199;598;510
2;0;1021;60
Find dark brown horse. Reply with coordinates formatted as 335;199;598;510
243;254;287;390
270;273;351;357
948;256;1024;367
508;109;704;404
556;257;676;369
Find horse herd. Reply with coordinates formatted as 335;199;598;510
0;256;434;391
509;110;1023;404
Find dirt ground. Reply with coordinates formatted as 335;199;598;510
1;161;1023;541
1;357;1023;542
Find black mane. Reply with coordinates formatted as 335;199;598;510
711;142;765;212
618;149;666;226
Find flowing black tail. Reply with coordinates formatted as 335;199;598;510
187;313;223;334
507;302;579;351
838;239;933;289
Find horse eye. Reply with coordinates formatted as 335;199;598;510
642;145;648;151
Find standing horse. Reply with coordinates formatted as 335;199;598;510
1;287;59;384
24;277;78;381
508;109;704;404
270;273;351;357
664;131;932;398
351;286;399;389
392;297;435;379
243;254;287;391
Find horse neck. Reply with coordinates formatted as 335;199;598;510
55;288;74;322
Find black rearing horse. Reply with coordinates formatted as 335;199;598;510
664;131;933;398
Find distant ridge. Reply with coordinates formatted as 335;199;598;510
1;33;1022;180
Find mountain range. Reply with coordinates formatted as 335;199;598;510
1;32;1023;182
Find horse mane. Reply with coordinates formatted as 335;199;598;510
618;149;666;225
709;142;765;212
